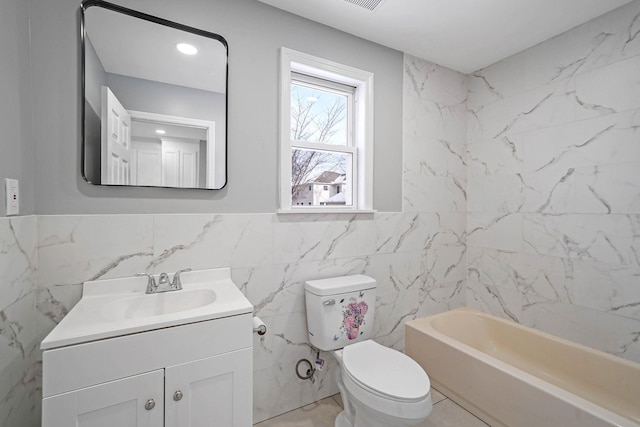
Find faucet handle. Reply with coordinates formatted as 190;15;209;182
171;268;192;290
136;272;157;293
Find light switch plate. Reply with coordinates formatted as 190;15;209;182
5;178;19;216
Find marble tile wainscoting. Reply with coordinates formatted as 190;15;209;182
0;216;39;427
466;0;640;362
35;212;467;424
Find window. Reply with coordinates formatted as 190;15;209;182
279;48;373;212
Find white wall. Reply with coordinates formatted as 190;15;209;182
0;0;33;216
466;0;640;361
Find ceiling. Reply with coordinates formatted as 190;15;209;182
256;0;633;73
85;5;227;93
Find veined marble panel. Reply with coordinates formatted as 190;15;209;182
361;212;466;260
253;356;339;424
574;54;640;120
272;213;364;264
250;310;312;373
466;135;524;178
404;135;467;179
404;96;467;145
523;213;640;267
468;1;640;106
404;54;467;106
568;258;640;319
467;212;523;252
0;216;38;427
468;247;640;320
403;175;467;213
425;244;466;285
471;78;577;141
152;213;274;272
404;55;469;216
37;215;154;289
518;109;640;174
368;250;464;345
466;280;640;362
0;294;39;381
467;70;510;113
467;247;571;304
358;212;437;255
0;217;36;312
239;257;369;319
467;174;528;213
522;162;640;214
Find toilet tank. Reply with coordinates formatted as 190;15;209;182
304;275;377;351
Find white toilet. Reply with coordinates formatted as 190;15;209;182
304;275;432;427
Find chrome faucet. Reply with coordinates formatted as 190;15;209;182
157;272;170;287
137;273;158;294
137;268;192;294
171;268;192;290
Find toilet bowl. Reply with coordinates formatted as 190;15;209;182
304;275;432;427
333;340;432;427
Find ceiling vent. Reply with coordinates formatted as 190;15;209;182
343;0;385;11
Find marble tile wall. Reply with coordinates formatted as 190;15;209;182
466;0;640;362
0;216;39;427
34;210;466;423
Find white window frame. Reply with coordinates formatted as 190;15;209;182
278;47;374;213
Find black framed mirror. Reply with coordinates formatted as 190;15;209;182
81;0;227;189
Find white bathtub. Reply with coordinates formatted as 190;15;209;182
405;308;640;427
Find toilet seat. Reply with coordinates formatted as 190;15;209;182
342;340;430;401
340;340;432;420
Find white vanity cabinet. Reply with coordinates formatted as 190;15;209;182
164;348;252;426
41;268;255;427
42;312;253;427
42;369;165;427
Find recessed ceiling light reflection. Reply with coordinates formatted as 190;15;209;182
176;43;198;55
155;129;166;135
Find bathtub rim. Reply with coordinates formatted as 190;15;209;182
406;307;640;427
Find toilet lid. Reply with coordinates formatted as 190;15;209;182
342;340;430;401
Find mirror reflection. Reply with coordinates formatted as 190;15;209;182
82;0;227;189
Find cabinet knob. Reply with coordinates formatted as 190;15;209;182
173;390;184;401
144;399;156;410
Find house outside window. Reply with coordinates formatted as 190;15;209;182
278;48;373;213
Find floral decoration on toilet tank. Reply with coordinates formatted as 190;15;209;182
341;297;369;340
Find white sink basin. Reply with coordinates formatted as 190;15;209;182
41;268;253;350
102;288;217;320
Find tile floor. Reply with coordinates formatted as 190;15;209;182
254;388;489;426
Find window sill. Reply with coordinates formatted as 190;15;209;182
277;208;376;215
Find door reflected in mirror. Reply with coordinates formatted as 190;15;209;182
82;0;227;189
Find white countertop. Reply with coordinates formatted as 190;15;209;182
41;268;253;350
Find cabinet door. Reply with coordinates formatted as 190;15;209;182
165;348;252;427
42;369;164;427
